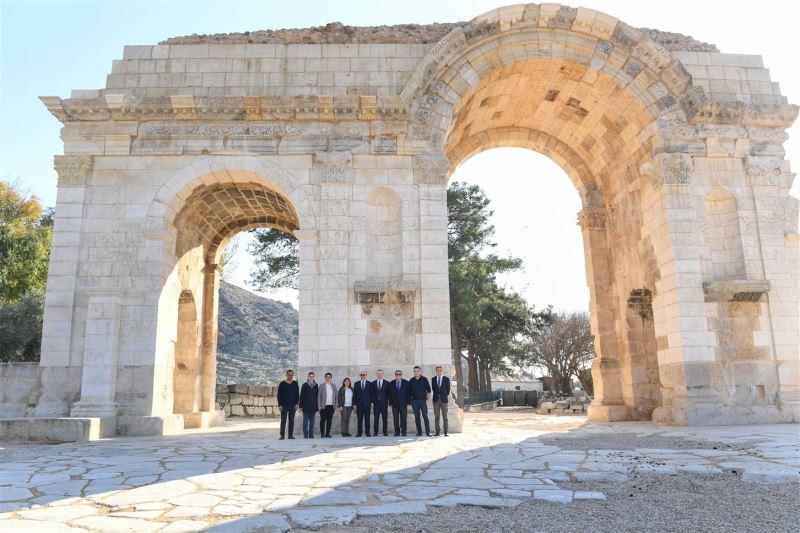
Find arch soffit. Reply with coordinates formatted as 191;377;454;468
402;4;704;174
145;156;317;239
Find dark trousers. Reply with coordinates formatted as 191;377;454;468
392;404;408;435
319;405;334;436
356;405;371;436
373;404;388;435
411;399;430;435
279;406;296;437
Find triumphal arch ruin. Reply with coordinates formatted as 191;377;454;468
23;4;799;438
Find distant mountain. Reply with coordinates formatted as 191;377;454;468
216;281;298;385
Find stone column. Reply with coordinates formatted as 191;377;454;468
295;229;319;371
579;207;630;421
36;156;92;416
70;294;121;418
199;263;222;412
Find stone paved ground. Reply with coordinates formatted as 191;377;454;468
0;409;798;532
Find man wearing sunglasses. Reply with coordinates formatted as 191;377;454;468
388;369;411;436
352;370;374;437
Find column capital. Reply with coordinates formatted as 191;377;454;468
54;155;93;187
576;207;607;231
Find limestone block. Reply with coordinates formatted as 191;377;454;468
230;405;245;417
227;393;244;405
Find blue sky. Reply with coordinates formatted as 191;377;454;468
2;0;798;311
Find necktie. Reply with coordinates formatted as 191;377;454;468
396;381;400;391
378;380;382;390
438;377;441;387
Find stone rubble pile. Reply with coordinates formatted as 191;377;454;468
537;396;593;415
215;384;279;417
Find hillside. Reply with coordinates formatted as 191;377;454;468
216;281;298;385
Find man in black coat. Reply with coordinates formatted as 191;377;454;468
371;369;390;436
299;372;319;438
431;365;451;436
276;369;299;440
387;369;411;436
409;365;431;437
352;370;373;437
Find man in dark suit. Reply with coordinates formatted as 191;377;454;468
431;365;451;436
372;369;390;436
388;369;411;436
352;370;373;437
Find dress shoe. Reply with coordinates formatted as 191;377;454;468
416;433;422;437
444;433;449;436
365;433;372;437
394;432;400;436
356;433;362;437
383;432;389;436
426;433;432;437
279;436;285;440
401;432;407;436
288;435;295;439
434;432;440;436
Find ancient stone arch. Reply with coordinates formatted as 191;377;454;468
31;3;798;437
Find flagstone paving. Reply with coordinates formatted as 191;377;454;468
0;410;797;531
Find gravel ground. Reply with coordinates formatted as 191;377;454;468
331;473;800;533
539;433;753;452
306;426;798;533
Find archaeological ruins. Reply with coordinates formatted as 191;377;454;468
3;3;798;440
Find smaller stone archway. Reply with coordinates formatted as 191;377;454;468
151;169;304;428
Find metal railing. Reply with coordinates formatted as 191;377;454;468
463;390;501;406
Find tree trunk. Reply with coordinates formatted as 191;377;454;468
577;367;594;396
450;315;465;406
477;357;486;392
467;340;479;396
560;374;572;395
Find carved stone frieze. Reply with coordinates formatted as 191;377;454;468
314;151;354;184
412;155;450;186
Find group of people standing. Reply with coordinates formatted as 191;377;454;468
275;366;451;439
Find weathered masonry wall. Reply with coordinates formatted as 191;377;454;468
9;3;796;441
216;384;279;417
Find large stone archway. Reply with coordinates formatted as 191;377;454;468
28;3;798;437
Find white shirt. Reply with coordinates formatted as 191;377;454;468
360;380;367;390
344;388;353;407
376;379;383;390
324;383;334;405
437;376;442;387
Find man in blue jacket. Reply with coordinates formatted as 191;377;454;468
277;369;299;440
352;370;373;437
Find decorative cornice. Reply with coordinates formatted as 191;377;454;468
690;102;798;129
703;280;770;302
54;155;93;187
41;94;410;124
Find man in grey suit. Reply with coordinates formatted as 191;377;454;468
431;365;451;436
